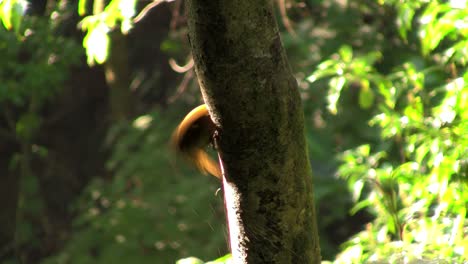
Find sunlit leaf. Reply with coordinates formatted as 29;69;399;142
327;76;346;114
403;96;423;123
121;19;132;34
359;81;374;109
307;59;340;83
1;0;13;29
78;0;88;16
206;254;232;264
0;0;27;32
351;179;365;201
83;23;110;65
350;199;373;215
339;45;353;63
397;3;416;41
176;257;204;264
119;0;137;20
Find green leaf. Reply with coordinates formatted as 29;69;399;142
356;144;370;157
176;257;204;264
307;68;340;83
420;2;454;55
206;254;232;264
118;0;137;20
397;3;416;41
362;51;382;66
78;0;88;16
1;0;13;29
83;23;110;65
0;0;27;32
339;45;353;63
327;76;346;114
358;81;374;109
403;96;423;123
351;179;365;201
350;199;373;215
78;15;98;31
10;0;26;32
307;59;340;83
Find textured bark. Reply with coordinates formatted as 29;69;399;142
93;0;134;121
105;30;134;120
186;1;321;263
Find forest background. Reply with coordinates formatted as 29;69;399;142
0;0;467;263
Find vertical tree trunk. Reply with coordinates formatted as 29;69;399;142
186;1;321;263
105;30;134;120
94;0;134;121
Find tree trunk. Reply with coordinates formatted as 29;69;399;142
186;1;321;263
95;0;134;121
105;30;134;121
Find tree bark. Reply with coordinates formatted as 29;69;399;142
186;1;321;263
92;0;134;121
105;30;134;121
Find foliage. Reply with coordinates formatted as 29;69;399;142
176;254;232;264
0;0;27;34
308;0;468;262
78;0;137;65
42;108;228;264
0;2;82;262
4;0;468;263
0;2;81;142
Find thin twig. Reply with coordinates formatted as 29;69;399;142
169;57;194;73
278;0;297;38
170;0;183;31
168;69;194;103
133;0;165;23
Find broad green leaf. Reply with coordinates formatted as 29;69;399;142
0;0;27;32
356;144;370;157
362;51;382;66
397;3;416;41
359;81;374;109
0;0;13;29
339;45;353;63
327;76;346;114
119;0;137;20
83;23;110;65
121;19;132;34
433;79;461;125
375;81;395;108
350;199;373;215
420;2;454;55
449;0;467;9
459;78;468;120
352;179;365;201
176;257;204;264
206;254;232;264
307;59;340;83
403;96;423;123
307;68;340;83
78;0;88;16
317;59;339;70
78;15;98;31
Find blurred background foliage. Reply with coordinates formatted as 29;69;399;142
0;0;467;263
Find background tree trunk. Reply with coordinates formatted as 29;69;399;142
186;1;321;263
105;30;134;121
